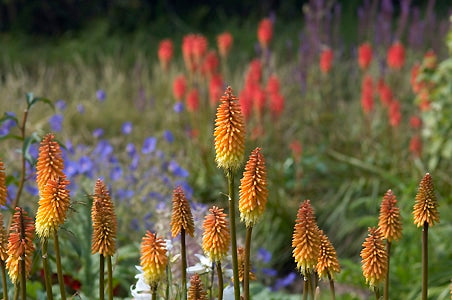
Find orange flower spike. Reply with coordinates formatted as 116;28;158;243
217;32;233;58
140;231;168;285
316;230;340;279
378;190;402;242
91;179;117;256
170;186;195;237
413;173;440;227
36;134;65;194
6;207;35;284
214;86;246;170
239;147;268;227
188;273;208;300
35;177;71;239
292;200;321;276
0;213;8;261
202;206;230;262
237;246;256;282
0;160;6;206
360;227;388;287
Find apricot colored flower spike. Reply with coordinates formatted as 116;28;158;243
36;133;65;194
378;189;402;242
202;206;230;262
237;247;256;282
316;230;340;279
6;207;35;284
413;173;440;227
171;186;195;237
214;86;246;170
35;177;71;239
188;273;208;300
91;179;117;256
360;227;387;287
0;160;6;206
0;213;8;261
140;231;168;285
239;148;268;227
292;200;321;276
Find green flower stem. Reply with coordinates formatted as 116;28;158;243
41;239;54;300
375;286;380;300
217;261;224;300
308;272;314;299
107;255;113;300
327;271;336;300
303;277;308;300
151;283;158;300
13;284;18;300
53;231;66;300
181;228;187;300
243;226;253;300
1;260;8;300
99;254;105;300
20;258;26;300
422;222;428;300
227;168;240;300
384;241;391;300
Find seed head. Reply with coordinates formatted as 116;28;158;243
378;189;402;242
316;230;340;279
202;206;230;262
360;227;387;287
170;186;195;237
188;273;208;300
140;231;168;285
413;173;440;227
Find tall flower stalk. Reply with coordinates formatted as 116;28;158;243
238;147;268;300
360;227;387;299
378;189;402;300
316;230;340;300
170;186;194;300
0;213;8;300
214;86;246;300
6;207;35;300
140;232;168;300
91;179;117;300
292;200;321;299
413;173;439;300
202;206;231;300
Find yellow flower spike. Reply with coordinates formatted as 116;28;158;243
239;147;268;227
413;173;440;227
140;231;168;285
316;230;340;279
188;273;208;300
292;200;321;276
91;179;117;256
237;246;256;282
6;207;35;284
170;186;195;237
378;189;402;242
36;134;65;195
35;177;71;239
0;213;8;261
360;227;388;287
202;206;230;262
214;86;246;170
0;160;6;206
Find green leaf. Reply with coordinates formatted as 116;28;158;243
28;97;54;110
0;134;23;141
25;92;34;105
22;132;41;166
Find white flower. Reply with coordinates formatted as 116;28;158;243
223;285;235;300
186;254;212;274
130;266;151;299
165;239;173;252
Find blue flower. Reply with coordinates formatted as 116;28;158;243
65;160;79;178
129;155;139;171
110;165;123;181
24;185;39;196
272;272;297;291
168;160;189;177
0;113;17;136
173;102;184;113
77;104;85;114
65;139;75;154
262;268;278;277
121;122;133;135
257;248;272;263
163;130;174;143
28;144;39;160
130;219;140;231
78;156;93;176
7;184;17;204
49;114;63;132
94;140;113;157
142;137;157;154
55;99;67;111
96;89;106;101
126;143;136;157
92;128;104;139
174;181;193;200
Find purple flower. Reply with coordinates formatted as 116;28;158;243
257;248;272;263
173;102;184;113
130;219;140;231
168;160;189;177
25;185;39;196
272;272;297;291
92;128;104;139
163;130;174;143
78;156;94;176
96;89;106;101
129;155;139;171
49;114;63;132
55;99;67;111
262;268;278;277
65;139;74;154
28;144;39;160
7;184;17;204
121;122;133;135
110;165;123;181
65;160;79;178
142;137;157;154
94;140;113;157
126;143;136;157
77;104;85;114
0;113;17;136
116;189;134;200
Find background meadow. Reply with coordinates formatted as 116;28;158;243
0;0;451;299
